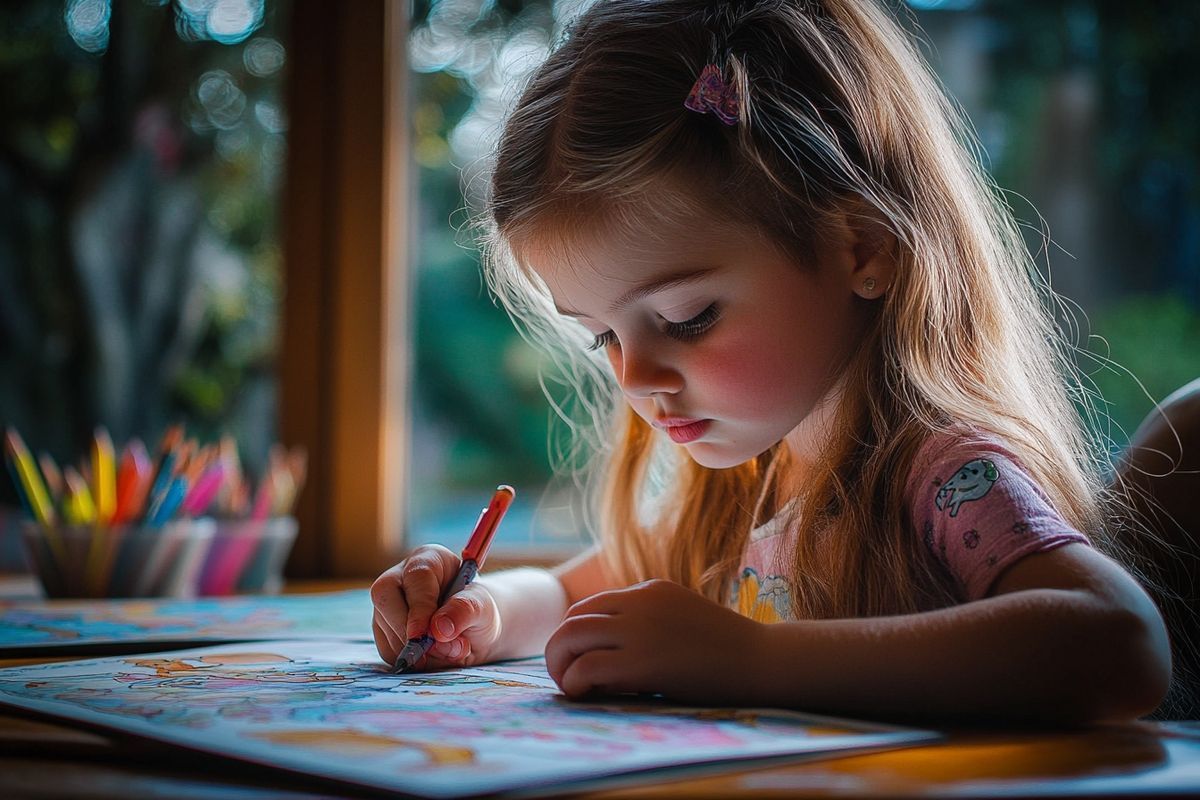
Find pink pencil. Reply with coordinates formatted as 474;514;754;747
249;475;274;521
182;463;227;516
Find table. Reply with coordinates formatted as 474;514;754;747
2;578;1198;798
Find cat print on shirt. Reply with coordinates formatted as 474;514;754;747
935;458;999;517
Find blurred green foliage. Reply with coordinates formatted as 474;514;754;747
1086;295;1200;442
0;0;288;496
405;0;560;519
977;1;1200;446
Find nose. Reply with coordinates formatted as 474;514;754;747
611;341;683;399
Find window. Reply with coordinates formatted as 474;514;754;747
0;0;290;570
404;0;591;561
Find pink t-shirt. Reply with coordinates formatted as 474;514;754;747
727;429;1092;622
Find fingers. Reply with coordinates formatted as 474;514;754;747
371;545;491;670
425;585;493;666
562;584;640;618
399;546;457;640
370;545;458;648
428;636;472;663
544;613;618;685
372;608;403;665
367;566;410;662
387;637;464;672
429;583;493;643
559;649;627;700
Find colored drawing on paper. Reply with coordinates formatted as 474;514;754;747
0;591;373;653
0;640;939;798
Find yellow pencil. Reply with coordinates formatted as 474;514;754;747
92;427;116;525
4;429;56;526
63;466;97;525
5;429;65;568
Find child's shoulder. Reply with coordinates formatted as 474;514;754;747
904;422;1053;512
909;423;1022;469
905;424;1034;497
902;423;1091;601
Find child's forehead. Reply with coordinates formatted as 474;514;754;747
513;205;764;277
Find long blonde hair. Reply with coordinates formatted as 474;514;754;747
477;0;1116;619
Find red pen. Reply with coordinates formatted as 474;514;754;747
392;485;515;673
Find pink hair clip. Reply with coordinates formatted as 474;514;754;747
684;63;740;126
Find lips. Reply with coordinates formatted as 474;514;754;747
654;416;704;428
653;417;711;444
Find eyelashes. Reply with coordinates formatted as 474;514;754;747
586;330;618;352
667;302;721;341
585;303;721;351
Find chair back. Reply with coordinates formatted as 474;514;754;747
1113;378;1200;720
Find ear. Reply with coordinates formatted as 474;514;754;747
829;206;898;300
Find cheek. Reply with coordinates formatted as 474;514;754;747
692;341;776;400
606;347;620;375
692;305;849;416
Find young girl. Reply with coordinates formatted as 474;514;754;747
371;0;1171;723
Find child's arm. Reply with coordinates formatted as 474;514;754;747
545;543;1169;722
476;545;618;661
752;543;1170;723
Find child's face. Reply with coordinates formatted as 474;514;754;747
520;214;872;469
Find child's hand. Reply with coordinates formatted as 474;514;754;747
370;544;503;670
544;579;766;705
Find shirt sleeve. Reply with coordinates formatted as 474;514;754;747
907;437;1092;601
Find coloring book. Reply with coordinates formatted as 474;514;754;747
0;640;940;797
0;590;372;655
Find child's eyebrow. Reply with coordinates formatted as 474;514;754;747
555;267;718;317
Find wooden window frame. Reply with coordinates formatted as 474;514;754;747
281;0;409;578
281;1;563;578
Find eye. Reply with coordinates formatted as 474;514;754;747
662;303;720;341
582;303;720;352
585;330;619;352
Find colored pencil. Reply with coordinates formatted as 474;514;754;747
62;466;97;525
37;452;63;504
92;427;116;524
4;429;57;526
148;475;189;527
121;439;155;522
182;463;226;516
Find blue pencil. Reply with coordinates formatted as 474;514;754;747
145;451;177;520
148;476;188;527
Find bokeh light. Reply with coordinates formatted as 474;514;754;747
65;0;111;54
174;0;264;45
243;37;286;77
194;70;247;131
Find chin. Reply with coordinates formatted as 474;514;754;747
682;443;761;470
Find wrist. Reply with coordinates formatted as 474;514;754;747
743;618;807;709
477;568;568;661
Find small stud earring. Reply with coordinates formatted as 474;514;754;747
863;277;877;294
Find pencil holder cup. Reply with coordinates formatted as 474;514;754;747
197;516;297;596
19;519;216;599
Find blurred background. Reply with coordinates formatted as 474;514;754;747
1;0;1197;569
